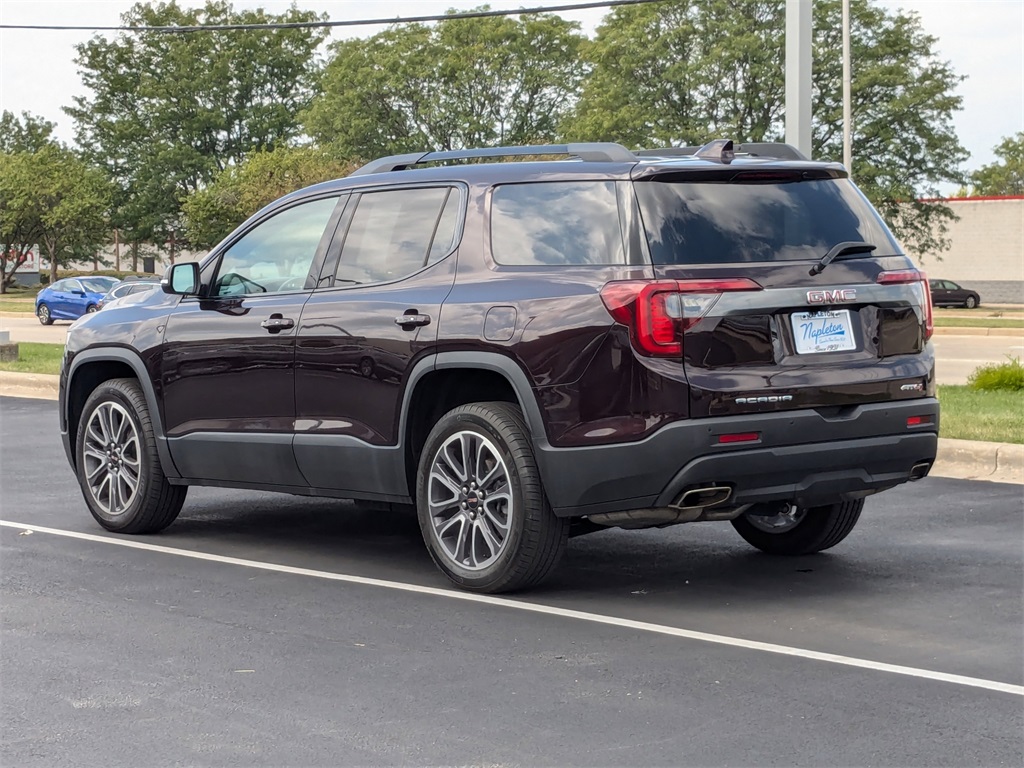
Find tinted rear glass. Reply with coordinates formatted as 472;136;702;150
634;177;900;264
490;181;626;266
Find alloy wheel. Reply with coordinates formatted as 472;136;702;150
82;401;142;517
745;504;807;533
427;430;513;570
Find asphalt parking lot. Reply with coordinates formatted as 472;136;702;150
1;395;1022;766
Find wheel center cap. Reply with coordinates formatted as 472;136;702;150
465;493;480;509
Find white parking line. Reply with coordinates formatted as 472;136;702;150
3;519;1022;698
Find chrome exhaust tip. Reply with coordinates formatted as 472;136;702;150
673;485;732;510
909;461;932;481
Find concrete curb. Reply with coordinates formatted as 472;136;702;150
0;370;59;401
933;326;1023;337
931;438;1024;485
1;370;1020;485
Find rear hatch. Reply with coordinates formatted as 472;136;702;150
628;165;934;418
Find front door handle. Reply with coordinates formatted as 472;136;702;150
394;313;431;329
261;315;295;333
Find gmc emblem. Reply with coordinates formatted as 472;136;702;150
807;288;857;304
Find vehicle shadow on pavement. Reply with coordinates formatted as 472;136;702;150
169;490;881;609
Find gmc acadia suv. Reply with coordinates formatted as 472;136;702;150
59;140;939;593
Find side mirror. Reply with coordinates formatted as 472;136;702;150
162;262;201;295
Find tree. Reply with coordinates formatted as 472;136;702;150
0;111;57;154
182;147;356;249
566;0;967;258
0;147;111;290
303;9;588;159
65;0;329;256
970;133;1024;196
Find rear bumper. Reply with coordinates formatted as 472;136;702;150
534;399;939;517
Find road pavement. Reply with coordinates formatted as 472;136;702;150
1;314;1021;384
1;396;1022;766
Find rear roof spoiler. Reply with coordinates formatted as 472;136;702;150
636;141;809;161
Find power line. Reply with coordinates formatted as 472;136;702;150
0;0;665;33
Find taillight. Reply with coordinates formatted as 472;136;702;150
877;268;933;340
600;278;762;357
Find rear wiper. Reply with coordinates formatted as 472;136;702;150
809;241;877;276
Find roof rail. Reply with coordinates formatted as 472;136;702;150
635;141;809;162
350;142;637;176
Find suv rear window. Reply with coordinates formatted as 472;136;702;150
634;176;900;264
491;181;626;266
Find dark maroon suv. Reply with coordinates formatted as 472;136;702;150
59;140;938;592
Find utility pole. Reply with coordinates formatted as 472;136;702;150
843;0;852;174
785;0;813;158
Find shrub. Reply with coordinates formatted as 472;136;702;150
967;356;1024;392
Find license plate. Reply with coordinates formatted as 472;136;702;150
791;310;857;354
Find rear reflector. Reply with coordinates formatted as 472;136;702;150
877;268;933;340
601;278;762;357
906;415;932;427
718;432;761;444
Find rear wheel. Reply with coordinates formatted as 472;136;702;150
76;378;187;534
37;304;53;325
416;402;568;593
964;295;977;309
86;304;98;313
731;499;864;555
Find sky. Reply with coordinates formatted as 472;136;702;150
0;0;1022;182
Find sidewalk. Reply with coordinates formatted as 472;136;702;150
2;370;1020;486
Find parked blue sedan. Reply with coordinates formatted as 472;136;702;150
35;276;119;325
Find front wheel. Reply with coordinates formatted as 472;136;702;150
731;499;864;555
76;378;187;534
964;295;977;309
416;402;568;593
85;304;98;314
37;304;53;325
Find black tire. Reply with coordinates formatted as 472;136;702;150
37;304;53;325
964;295;977;309
85;304;98;314
359;356;375;378
416;401;568;593
731;499;864;555
76;378;187;534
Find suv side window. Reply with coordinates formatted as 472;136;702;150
214;196;340;297
335;187;458;285
490;181;626;266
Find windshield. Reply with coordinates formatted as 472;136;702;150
81;278;116;292
634;176;900;265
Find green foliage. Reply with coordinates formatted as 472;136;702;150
967;357;1024;392
65;0;329;250
566;0;967;258
0;111;57;153
970;133;1024;196
567;0;784;147
0;342;65;376
303;9;588;158
1;146;113;284
182;147;356;248
938;385;1024;444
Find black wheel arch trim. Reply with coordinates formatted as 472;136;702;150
64;347;181;479
400;351;549;444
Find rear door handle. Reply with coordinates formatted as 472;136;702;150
394;314;431;328
261;315;295;333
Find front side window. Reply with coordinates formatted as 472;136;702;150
490;181;626;266
214;196;340;297
335;187;459;285
65;280;83;293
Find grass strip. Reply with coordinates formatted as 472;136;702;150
0;341;64;375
